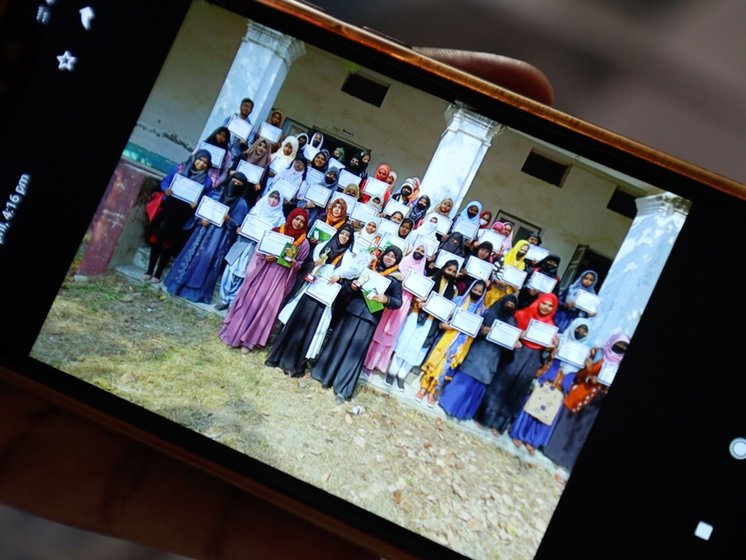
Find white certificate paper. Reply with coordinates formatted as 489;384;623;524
328;158;345;171
403;272;435;300
486;320;522;349
413;235;439;258
358;270;391;297
351;236;376;255
235;161;265;184
238;216;273;241
272;178;299;201
169;175;204;205
597;362;619;386
434;250;464;271
499;265;527;289
383;199;410;219
338;169;361;187
525;245;550;263
452;217;479;240
258;122;282;143
477;229;506;251
527;271;557;294
306;168;325;186
304;184;332;208
574;290;602;314
523;319;559;347
376;218;400;238
350;203;380;225
422;292;456;322
308;220;338;243
227;116;252;140
449;308;484;338
363;177;388;199
379;234;408;253
434;215;452;235
556;339;591;369
257;231;294;257
306;278;342;306
464;256;493;282
195;197;229;227
331;192;357;215
197;141;226;168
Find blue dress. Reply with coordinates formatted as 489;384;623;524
165;193;248;303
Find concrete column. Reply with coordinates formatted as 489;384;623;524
591;193;691;346
199;21;305;141
419;105;504;215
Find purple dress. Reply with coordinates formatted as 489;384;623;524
219;240;309;350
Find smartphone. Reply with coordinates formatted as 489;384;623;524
1;1;744;559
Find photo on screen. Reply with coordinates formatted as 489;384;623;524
28;2;692;559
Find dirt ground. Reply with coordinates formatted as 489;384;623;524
31;272;564;560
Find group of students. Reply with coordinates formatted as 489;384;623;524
142;99;629;473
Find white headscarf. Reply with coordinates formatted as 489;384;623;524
250;188;285;226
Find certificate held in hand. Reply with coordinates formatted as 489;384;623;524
422;292;456;322
449;307;484;338
235;161;265;184
238;216;273;241
403;271;434;300
522;319;559;348
169;175;204;206
305;184;332;208
195;197;229;227
464;256;493;282
257;230;294;258
486;320;522;349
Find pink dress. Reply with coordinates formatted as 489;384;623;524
363;251;426;372
219;240;309;350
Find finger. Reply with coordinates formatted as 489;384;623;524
0;382;373;560
412;47;554;106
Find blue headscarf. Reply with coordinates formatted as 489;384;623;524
457;200;483;224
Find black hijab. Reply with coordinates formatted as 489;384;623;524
347;150;370;177
409;195;431;224
492;294;519;322
217;172;248;211
204;126;230;149
375;246;403;273
439;232;466;256
535;254;561;277
320;224;354;263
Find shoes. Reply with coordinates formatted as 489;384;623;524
240;347;250;355
335;393;346;404
415;388;426;401
426;393;436;408
214;301;229;311
143;273;152;281
362;367;373;378
150;276;161;284
395;377;405;392
384;374;395;387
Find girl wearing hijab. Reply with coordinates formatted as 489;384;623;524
408;194;431;226
517;254;562;309
219;208;310;353
312;246;404;403
360;163;391;205
386;170;398;189
388;260;460;389
391;183;414;206
411;214;439;241
201;126;232;187
164;173;249;303
477;292;559;435
509;317;593;454
308;149;330;172
478;210;493;230
457;200;483;224
301;167;340;226
302;132;324;161
267;155;306;196
438;231;466;257
439;294;519;420
145;149;213;283
230;137;272;208
484;239;531;308
268;136;299;178
499;221;515;255
363;242;428;386
346;150;369;177
543;333;630;472
216;188;286;310
553;270;599;332
342;183;360;200
417;279;487;407
266;224;367;377
331;146;346;165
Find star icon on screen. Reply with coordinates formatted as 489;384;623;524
56;50;77;71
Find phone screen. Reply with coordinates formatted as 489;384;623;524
2;1;742;559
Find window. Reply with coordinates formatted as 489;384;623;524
521;150;569;187
341;73;389;107
607;187;638;219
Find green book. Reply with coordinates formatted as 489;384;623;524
276;242;297;268
363;289;385;313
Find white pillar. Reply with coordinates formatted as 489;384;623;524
419;105;504;215
591;193;691;346
199;21;305;141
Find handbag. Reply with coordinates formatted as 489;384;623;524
523;381;564;425
145;191;164;223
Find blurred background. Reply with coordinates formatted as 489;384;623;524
3;0;743;559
